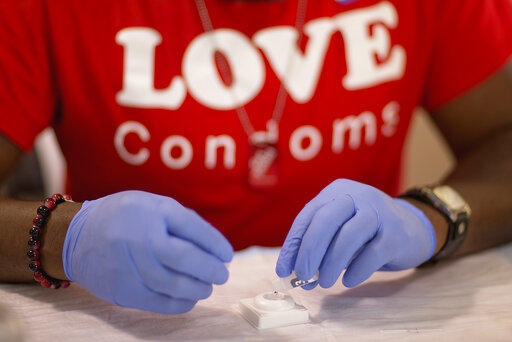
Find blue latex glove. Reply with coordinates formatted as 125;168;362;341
276;179;436;289
62;191;234;314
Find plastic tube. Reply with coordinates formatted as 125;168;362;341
271;271;319;292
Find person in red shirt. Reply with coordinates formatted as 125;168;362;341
0;0;511;314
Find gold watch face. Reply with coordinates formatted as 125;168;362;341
432;185;469;213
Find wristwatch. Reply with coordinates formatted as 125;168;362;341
400;185;471;262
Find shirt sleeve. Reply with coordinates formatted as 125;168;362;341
0;0;56;151
422;0;512;112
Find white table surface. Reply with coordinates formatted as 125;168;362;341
1;244;512;341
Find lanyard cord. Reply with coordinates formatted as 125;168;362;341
193;0;308;139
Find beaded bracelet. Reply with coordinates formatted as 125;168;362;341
27;194;72;289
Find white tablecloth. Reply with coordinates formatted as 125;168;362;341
1;245;512;341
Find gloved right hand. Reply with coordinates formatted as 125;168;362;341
62;190;234;314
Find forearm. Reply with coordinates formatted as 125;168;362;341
406;127;512;258
445;127;512;255
0;196;81;282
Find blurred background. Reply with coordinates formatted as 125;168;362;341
0;109;455;200
403;109;455;188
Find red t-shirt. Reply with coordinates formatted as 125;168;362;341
1;0;512;250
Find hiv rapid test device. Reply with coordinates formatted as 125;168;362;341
238;272;318;329
239;292;309;330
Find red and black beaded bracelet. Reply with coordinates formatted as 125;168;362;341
27;194;72;289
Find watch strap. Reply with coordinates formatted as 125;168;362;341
399;187;469;263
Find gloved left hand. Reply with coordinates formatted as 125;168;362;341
276;179;436;289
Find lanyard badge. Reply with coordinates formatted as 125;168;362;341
194;0;307;191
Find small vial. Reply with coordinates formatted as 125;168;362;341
272;271;319;292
